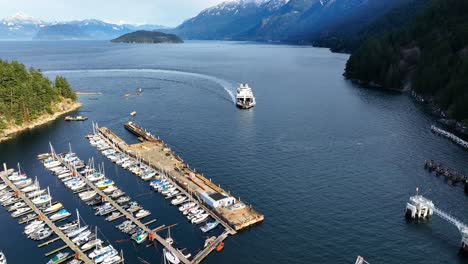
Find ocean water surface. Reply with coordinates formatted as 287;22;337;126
0;40;467;263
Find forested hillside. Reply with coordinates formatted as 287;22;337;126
345;0;468;123
0;60;77;131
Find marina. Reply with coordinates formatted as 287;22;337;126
41;146;193;264
84;121;263;263
0;165;94;264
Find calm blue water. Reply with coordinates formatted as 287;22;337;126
0;40;467;263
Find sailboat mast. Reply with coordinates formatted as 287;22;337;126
76;209;80;229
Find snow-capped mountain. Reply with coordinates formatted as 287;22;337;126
0;12;49;39
175;0;289;39
0;12;168;40
174;0;417;41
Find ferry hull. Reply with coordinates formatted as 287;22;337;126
236;103;255;109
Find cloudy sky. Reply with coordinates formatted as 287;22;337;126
0;0;230;26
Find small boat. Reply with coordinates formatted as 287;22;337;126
87;173;104;182
8;202;26;212
65;116;88;121
131;229;148;244
67;259;83;264
47;252;70;264
135;209;150;219
58;221;78;232
204;236;216;248
200;221;219;233
24;223;46;236
102;255;121;264
27;189;46;198
110;190;125;199
116;196;130;204
0;251;6;264
31;194;52;206
105;212;121;222
179;202;196;212
171;196;187;205
11;207;32;218
67;225;89;238
216;242;224;252
164;249;180;264
20;184;39;193
96;180;115;190
50;209;71;222
102;186;117;194
81;239;102;251
44;203;63;214
89;245;112;259
18;213;37;223
130;111;136;116
14;178;33;188
31;228;53;240
94;248;118;263
72;230;92;244
79;191;97;202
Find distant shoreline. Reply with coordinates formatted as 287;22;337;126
0;100;82;143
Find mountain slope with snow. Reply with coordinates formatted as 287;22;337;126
174;0;420;43
0;13;168;40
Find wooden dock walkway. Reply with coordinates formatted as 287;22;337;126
0;164;93;264
53;153;191;264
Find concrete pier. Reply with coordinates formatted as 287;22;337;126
99;125;264;232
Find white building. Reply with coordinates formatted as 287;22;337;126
199;192;236;208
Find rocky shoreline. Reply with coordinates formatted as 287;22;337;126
0;100;82;143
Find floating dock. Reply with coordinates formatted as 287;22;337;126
100;124;264;232
0;164;93;264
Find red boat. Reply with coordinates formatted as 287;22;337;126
216;242;224;252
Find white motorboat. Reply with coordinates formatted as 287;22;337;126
81;239;102;251
134;209;150;219
164;249;180;264
50;209;71;222
24;223;46;235
31;194;52;206
102;186;117;194
27;189;46;198
89;245;113;259
95;249;118;263
79;191;97;201
171;196;187;205
11;207;32;218
179;202;196;212
14;178;33;188
44;203;63;214
47;252;69;264
102;255;121;264
191;213;209;224
44;160;61;169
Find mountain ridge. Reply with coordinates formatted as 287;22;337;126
0;12;169;40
